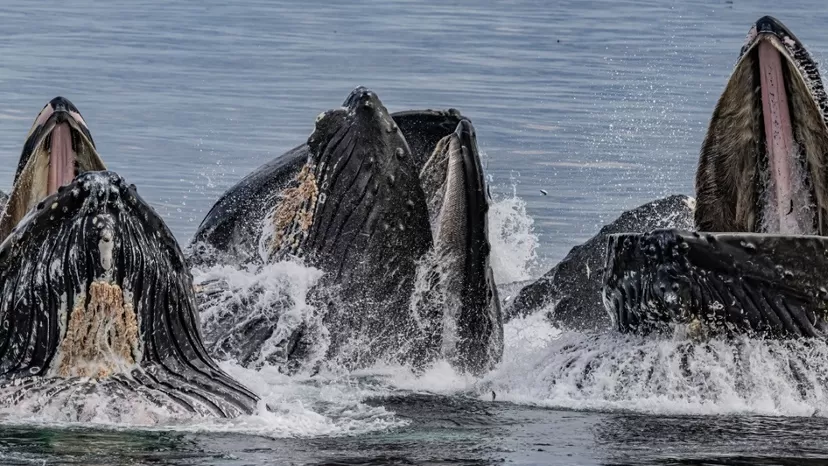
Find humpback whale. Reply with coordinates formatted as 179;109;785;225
510;16;828;339
0;98;256;419
0;97;106;243
604;16;828;337
695;16;828;235
0;171;258;419
191;88;501;375
190;106;468;268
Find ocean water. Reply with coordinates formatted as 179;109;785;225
1;0;828;464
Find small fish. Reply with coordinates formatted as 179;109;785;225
540;189;548;196
492;390;497;401
504;295;512;302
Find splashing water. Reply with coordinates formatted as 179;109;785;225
196;260;329;373
4;192;828;438
488;187;539;284
486;312;828;417
0;364;407;438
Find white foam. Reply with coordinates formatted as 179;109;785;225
207;362;408;438
482;313;828;417
7;187;828;437
196;260;326;372
487;188;539;284
0;362;406;438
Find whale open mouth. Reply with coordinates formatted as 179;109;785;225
606;17;828;339
0;171;258;418
757;37;799;233
695;16;828;234
420;118;502;374
192;92;502;374
0;97;106;242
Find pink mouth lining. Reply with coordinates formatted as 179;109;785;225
758;40;799;234
47;123;76;196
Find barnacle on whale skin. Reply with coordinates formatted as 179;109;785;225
52;281;140;379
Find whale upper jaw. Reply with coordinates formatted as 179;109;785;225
0;96;106;244
696;16;828;235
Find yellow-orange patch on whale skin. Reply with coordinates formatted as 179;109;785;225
268;164;318;256
55;281;139;378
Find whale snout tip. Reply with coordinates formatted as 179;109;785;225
49;96;75;113
43;96;87;128
752;15;796;40
756;15;782;32
344;86;374;105
343;86;387;115
454;118;476;140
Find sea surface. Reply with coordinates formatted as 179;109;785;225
1;0;828;464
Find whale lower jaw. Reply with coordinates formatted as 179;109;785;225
0;171;258;419
603;229;828;338
0;373;242;422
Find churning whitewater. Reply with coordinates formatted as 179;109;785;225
1;184;825;438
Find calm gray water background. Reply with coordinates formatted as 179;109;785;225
2;0;828;464
9;0;828;266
